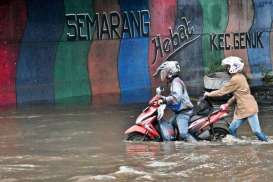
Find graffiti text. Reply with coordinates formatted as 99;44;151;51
151;17;197;64
66;10;150;41
210;32;264;51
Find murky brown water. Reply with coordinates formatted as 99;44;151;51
0;104;273;182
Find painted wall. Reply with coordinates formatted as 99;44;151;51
0;0;273;106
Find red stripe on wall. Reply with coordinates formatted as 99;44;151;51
88;0;120;105
148;0;177;91
0;1;27;106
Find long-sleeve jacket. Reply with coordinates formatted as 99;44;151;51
207;73;258;120
163;77;193;113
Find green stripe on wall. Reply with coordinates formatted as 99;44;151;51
54;0;94;104
199;0;228;73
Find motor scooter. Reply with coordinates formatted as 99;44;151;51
125;87;230;141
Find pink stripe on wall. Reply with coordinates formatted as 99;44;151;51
148;0;177;91
224;0;254;77
88;0;121;105
0;1;27;106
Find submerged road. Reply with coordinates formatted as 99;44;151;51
0;104;272;181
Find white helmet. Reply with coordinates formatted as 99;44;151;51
221;56;244;74
153;61;181;81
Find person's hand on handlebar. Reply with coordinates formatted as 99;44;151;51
157;99;164;105
220;103;228;111
204;91;210;97
157;96;167;105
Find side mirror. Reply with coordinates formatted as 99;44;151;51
156;87;164;95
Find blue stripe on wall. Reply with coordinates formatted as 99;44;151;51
118;0;151;104
16;0;64;104
247;0;273;85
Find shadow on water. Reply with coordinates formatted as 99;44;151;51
0;102;272;181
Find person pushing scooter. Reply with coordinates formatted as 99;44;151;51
204;56;268;142
153;61;196;142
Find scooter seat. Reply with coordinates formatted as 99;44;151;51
190;115;204;122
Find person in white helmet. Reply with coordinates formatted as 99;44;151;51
153;61;196;142
204;56;268;141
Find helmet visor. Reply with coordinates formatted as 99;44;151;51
224;65;230;73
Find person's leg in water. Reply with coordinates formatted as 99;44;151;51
247;114;268;142
169;115;178;140
176;113;196;142
229;118;245;137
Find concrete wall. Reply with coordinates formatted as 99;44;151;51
0;0;273;106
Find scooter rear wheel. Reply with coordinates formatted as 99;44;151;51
127;132;150;141
211;127;229;141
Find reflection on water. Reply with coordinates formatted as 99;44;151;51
0;104;272;181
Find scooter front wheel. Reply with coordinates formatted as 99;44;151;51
127;132;150;141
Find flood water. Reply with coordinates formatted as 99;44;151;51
0;103;273;182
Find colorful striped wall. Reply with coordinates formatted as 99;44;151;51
0;0;273;106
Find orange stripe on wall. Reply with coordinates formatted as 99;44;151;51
224;0;254;77
88;0;120;105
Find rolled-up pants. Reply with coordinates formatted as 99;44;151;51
229;114;268;141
